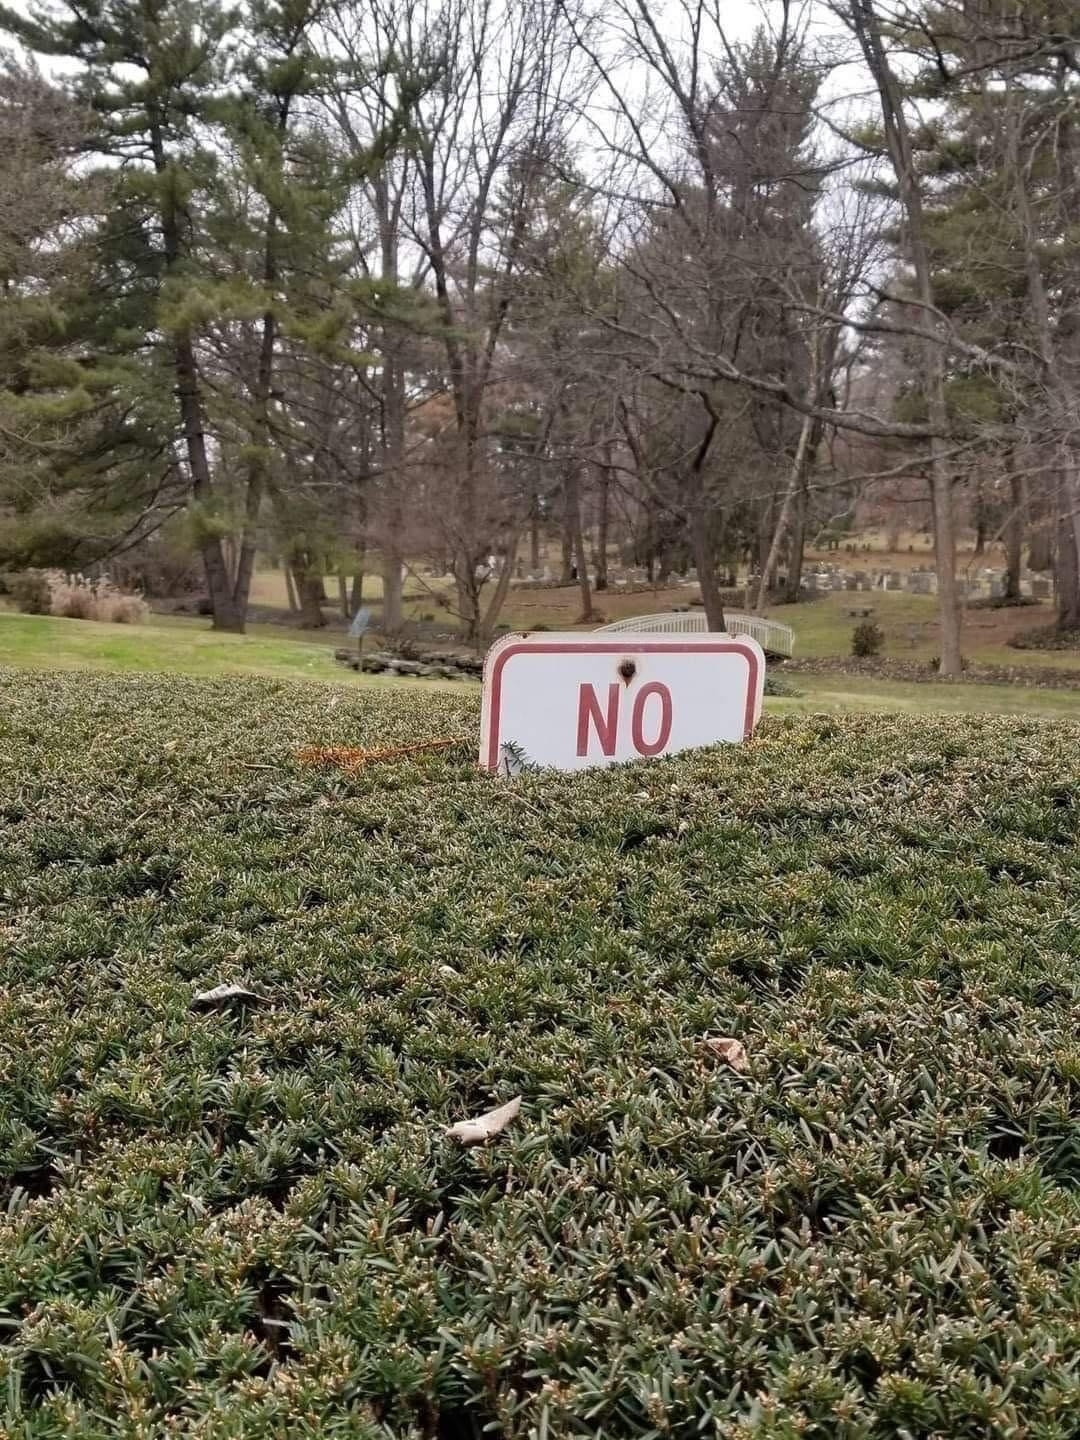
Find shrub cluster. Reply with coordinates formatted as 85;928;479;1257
0;670;1077;1437
851;620;884;658
7;571;149;623
1009;624;1080;653
6;569;51;614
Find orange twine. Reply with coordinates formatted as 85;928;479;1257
297;738;468;771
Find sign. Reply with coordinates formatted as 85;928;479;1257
348;606;372;639
480;632;764;774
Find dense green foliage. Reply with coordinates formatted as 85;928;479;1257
0;671;1078;1437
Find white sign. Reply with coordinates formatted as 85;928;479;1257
480;632;765;773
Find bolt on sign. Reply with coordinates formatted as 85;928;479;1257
480;633;765;774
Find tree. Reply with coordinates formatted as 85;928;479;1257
889;0;1080;630
0;63;185;568
572;3;828;628
1;0;414;632
830;0;964;674
395;0;583;641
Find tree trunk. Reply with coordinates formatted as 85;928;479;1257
565;461;594;622
756;403;818;613
850;1;962;675
284;565;300;613
337;573;349;619
529;492;541;573
381;553;404;634
595;451;610;590
1004;470;1024;602
1057;469;1080;630
457;568;482;644
349;553;365;614
929;468;962;672
292;555;327;629
560;480;574;585
149;116;242;634
690;514;725;631
232;293;276;629
174;332;244;631
972;482;987;557
1028;507;1053;572
479;534;521;643
783;471;808;603
375;199;407;636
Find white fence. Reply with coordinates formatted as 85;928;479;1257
596;610;795;657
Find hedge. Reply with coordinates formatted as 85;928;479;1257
0;668;1078;1438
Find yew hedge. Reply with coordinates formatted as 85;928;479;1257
0;669;1078;1438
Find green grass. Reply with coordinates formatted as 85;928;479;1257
2;609;1076;721
0;612;464;690
776;673;1080;719
766;591;1080;669
768;592;942;658
0;670;1078;1436
3;610;1077;722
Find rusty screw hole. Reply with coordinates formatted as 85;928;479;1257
618;658;637;683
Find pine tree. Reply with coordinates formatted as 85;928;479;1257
0;0;254;623
897;0;1080;630
0;64;177;567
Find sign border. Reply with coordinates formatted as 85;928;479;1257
480;633;763;772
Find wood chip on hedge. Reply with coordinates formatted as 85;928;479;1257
446;1095;522;1145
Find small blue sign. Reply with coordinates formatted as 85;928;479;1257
348;606;372;639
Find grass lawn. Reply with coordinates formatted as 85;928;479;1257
0;612;464;691
0;669;1077;1435
2;611;1077;721
765;591;1080;670
778;672;1080;720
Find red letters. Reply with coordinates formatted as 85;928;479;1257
577;680;673;758
631;682;673;756
576;682;619;756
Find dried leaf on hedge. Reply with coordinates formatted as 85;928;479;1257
191;983;264;1010
706;1036;749;1072
446;1095;522;1145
